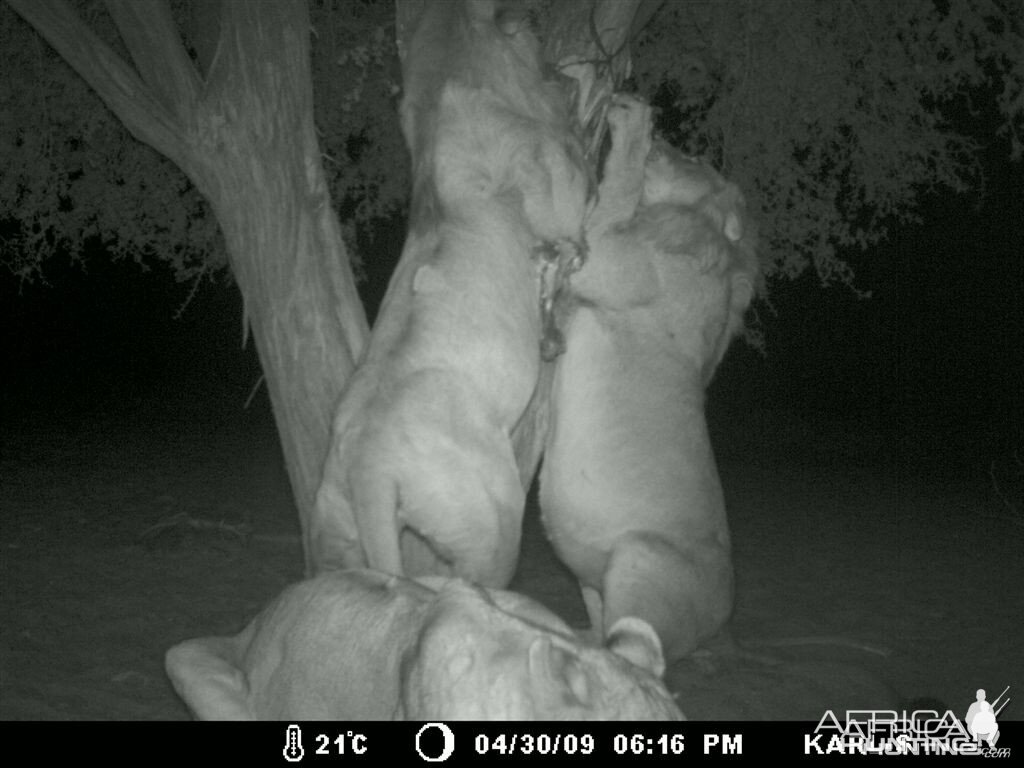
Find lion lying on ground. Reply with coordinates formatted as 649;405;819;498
310;0;588;582
165;569;682;720
540;95;759;664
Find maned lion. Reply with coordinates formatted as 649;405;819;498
310;0;589;582
540;95;758;664
165;569;683;721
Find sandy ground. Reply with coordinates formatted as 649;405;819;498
1;383;1020;721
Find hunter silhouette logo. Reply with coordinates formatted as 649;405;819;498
965;686;1008;748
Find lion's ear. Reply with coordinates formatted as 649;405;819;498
528;636;593;706
606;616;667;678
724;209;744;243
165;637;255;720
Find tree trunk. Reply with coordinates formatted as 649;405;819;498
184;1;368;575
12;0;641;574
9;0;368;572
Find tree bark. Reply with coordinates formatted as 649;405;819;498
9;0;368;572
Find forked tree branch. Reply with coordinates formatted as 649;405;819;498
105;0;203;118
7;0;191;170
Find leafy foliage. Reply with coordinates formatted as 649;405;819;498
1;2;218;284
0;0;405;287
631;0;1023;285
307;0;406;263
1;0;1021;292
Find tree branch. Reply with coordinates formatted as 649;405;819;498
7;0;190;169
104;0;203;118
543;0;641;159
394;0;426;65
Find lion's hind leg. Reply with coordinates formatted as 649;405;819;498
601;531;734;665
396;457;526;589
310;481;371;575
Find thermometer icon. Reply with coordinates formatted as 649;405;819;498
283;724;304;762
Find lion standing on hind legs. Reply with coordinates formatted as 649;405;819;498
310;0;589;584
540;94;759;667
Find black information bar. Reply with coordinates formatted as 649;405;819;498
0;721;1017;764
